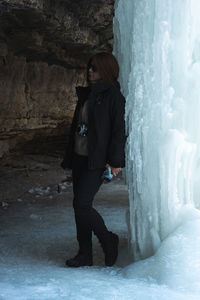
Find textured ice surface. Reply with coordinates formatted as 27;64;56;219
114;0;200;260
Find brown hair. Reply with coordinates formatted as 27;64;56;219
87;52;119;85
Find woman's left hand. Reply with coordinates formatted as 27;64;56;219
110;167;122;177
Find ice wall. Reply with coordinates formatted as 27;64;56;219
114;0;200;259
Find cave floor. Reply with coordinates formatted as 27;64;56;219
0;154;133;300
0;155;199;300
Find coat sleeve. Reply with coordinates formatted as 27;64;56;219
107;89;126;168
60;102;79;169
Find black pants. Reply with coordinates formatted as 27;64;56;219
72;153;109;255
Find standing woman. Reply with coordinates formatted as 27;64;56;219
61;52;126;267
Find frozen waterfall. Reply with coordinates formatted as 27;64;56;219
114;0;200;261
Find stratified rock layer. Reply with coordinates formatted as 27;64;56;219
0;0;114;158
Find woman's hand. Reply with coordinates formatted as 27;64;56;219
110;166;122;176
111;167;122;176
106;164;122;176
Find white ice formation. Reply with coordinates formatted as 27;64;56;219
114;0;200;260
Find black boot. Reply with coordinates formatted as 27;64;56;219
65;252;93;267
100;232;119;267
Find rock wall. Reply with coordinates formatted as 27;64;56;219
0;0;114;159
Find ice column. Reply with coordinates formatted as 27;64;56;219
114;0;200;259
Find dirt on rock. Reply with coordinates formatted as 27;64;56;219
0;153;72;207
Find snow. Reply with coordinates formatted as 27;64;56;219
1;180;200;299
27;182;72;199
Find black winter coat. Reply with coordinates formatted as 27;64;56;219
61;80;126;170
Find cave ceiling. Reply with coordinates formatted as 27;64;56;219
0;0;114;67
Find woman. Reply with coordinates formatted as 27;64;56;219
61;52;126;267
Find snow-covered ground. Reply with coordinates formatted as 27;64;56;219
1;177;200;300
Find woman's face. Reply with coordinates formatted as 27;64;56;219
88;62;101;83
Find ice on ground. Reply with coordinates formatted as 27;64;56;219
28;186;51;196
123;216;200;294
0;181;200;300
1;201;9;208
